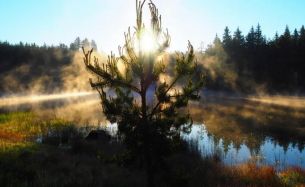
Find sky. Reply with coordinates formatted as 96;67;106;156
0;0;304;54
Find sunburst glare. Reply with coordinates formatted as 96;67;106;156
140;31;156;53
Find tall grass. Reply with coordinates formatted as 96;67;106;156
182;136;305;186
1;111;305;186
278;167;305;186
0;111;76;147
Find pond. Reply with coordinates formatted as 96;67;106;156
1;91;304;169
185;92;305;170
184;124;304;171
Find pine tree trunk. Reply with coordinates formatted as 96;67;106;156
145;149;155;187
140;86;155;187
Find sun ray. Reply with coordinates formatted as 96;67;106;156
140;31;156;53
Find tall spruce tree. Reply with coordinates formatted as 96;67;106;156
255;23;265;46
74;37;81;50
233;27;244;46
82;0;205;186
222;26;232;49
271;31;280;47
298;25;305;49
232;27;245;75
279;25;292;53
69;42;77;51
90;39;98;51
292;28;299;48
81;38;90;49
246;26;255;50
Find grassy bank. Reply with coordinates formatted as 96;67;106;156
0;111;304;186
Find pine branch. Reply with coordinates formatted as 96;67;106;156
149;42;204;120
83;47;140;93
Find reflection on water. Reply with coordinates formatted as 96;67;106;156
1;92;305;168
184;125;305;170
186;92;305;169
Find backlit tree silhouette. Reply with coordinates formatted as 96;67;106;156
82;1;205;186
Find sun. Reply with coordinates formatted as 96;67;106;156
140;31;156;53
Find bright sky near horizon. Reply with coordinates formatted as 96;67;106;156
0;0;304;54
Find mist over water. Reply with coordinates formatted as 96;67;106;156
0;92;95;106
0;47;111;126
1;89;304;169
0;91;105;127
183;92;305;169
1;39;305;169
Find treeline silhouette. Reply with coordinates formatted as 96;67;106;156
202;24;305;94
1;24;305;95
0;37;97;95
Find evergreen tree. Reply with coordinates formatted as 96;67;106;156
269;31;280;47
222;26;232;49
81;38;90;48
82;0;205;186
274;32;279;41
0;41;73;94
90;39;98;51
58;43;68;50
245;26;255;50
233;27;244;46
69;42;77;51
279;25;292;51
292;28;299;47
197;41;204;54
205;34;222;56
42;43;47;49
298;25;305;48
213;34;223;54
74;37;81;50
232;27;245;75
255;23;265;46
283;25;291;39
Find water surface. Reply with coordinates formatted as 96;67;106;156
186;92;305;169
1;92;304;169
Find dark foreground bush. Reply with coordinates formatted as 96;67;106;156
0;142;146;187
0;139;304;187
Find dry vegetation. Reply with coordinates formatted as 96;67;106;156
1;111;305;186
